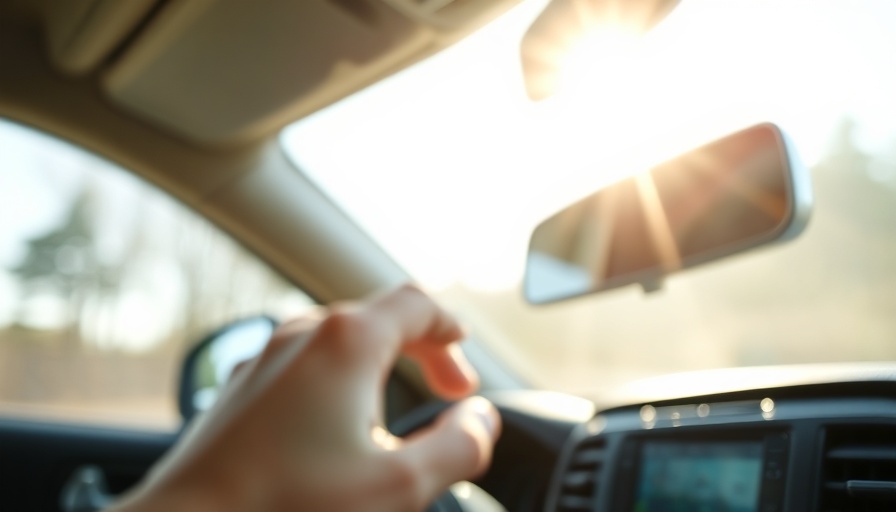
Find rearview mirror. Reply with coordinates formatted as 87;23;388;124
524;123;812;304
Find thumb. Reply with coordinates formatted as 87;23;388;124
397;397;501;508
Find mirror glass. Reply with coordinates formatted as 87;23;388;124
525;123;812;304
180;316;275;419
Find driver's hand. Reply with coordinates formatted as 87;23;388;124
110;284;501;512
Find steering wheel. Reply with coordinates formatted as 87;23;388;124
389;401;507;512
180;318;587;511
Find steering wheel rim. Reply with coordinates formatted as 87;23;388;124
389;401;506;512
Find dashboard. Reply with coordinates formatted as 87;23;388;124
481;364;896;512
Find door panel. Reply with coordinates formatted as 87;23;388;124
0;418;176;511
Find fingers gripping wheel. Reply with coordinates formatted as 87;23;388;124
389;402;507;512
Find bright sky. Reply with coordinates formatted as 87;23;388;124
282;0;896;292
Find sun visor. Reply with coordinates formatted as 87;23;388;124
43;0;159;75
102;0;519;146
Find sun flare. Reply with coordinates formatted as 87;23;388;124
286;0;896;294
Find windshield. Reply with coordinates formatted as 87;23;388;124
282;0;896;397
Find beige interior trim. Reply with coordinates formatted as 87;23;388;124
101;0;432;146
99;0;522;146
205;142;409;300
43;0;159;75
0;11;405;302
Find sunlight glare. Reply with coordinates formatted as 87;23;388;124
286;0;896;296
557;27;643;98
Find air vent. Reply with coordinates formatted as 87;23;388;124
556;435;607;512
820;425;896;512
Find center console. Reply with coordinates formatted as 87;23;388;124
614;429;788;511
544;390;896;512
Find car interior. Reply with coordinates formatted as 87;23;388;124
1;0;895;511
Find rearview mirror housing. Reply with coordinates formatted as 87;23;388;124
524;123;813;304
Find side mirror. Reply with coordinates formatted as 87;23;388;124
524;123;813;304
178;316;277;422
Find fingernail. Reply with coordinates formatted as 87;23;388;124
469;397;499;438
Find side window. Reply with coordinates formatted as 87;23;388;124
0;119;314;430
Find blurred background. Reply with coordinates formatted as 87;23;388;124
0;120;312;429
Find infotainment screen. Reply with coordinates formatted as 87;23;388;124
633;441;763;512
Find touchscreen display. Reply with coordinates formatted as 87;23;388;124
634;441;763;512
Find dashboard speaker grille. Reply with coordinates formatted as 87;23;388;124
556;435;606;512
820;425;896;511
